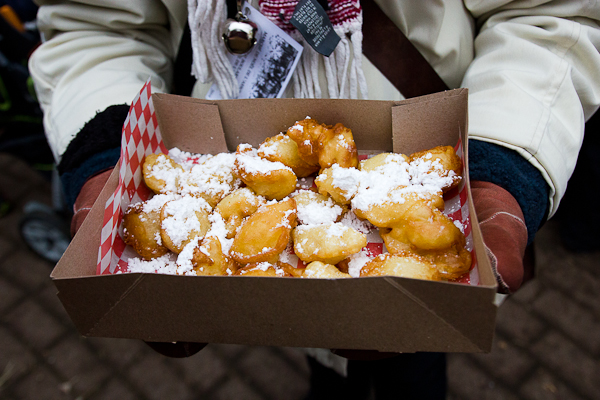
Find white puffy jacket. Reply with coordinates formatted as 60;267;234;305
29;0;600;216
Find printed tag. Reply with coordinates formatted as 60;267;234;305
290;0;340;56
206;3;303;100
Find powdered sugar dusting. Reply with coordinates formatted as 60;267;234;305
128;253;178;275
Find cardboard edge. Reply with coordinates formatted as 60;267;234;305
51;164;121;279
382;277;494;352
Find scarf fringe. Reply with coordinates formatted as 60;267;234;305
188;0;367;100
188;0;238;98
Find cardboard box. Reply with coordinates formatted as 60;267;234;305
51;88;498;353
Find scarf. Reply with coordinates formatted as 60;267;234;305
188;0;368;100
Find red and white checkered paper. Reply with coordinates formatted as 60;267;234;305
97;79;167;275
97;81;479;285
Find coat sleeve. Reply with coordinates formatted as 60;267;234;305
29;0;183;162
462;1;600;217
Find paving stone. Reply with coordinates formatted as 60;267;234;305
0;159;39;203
469;335;537;387
46;336;112;398
34;285;72;325
4;298;67;350
211;376;264;400
236;346;310;400
571;251;600;276
495;299;546;347
519;367;586;400
0;235;17;259
127;353;196;400
0;211;27;248
1;250;55;292
11;366;72;400
0;326;37;386
510;278;544;305
168;344;229;392
211;343;248;358
532;289;600;355
88;378;140;400
85;337;149;369
530;331;600;399
274;347;311;378
446;355;519;400
0;274;24;316
537;260;600;318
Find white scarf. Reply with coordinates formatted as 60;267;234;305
187;0;368;100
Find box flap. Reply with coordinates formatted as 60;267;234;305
55;273;495;352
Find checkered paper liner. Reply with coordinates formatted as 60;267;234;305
97;81;479;284
97;79;167;275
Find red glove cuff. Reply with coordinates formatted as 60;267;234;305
71;169;113;236
471;181;528;293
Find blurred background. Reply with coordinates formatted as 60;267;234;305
0;1;599;399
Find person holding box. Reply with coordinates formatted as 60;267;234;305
28;0;600;398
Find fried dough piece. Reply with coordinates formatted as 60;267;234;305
360;254;439;281
192;235;237;276
233;262;293;277
230;197;297;264
215;188;264;238
123;202;170;260
178;152;240;207
381;208;463;251
358;152;408;172
292;222;367;265
286;118;328;166
316;123;358;169
408;145;462;192
381;219;472;280
293;190;345;225
287;118;358;170
353;191;444;229
279;261;305;278
302;261;351;278
258;134;319;178
143;153;184;194
314;165;360;205
234;144;297;200
160;196;211;254
417;248;472;280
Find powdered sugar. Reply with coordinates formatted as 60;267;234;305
340;209;374;234
206;211;233;256
236;146;293;175
346;250;373;277
146;154;180;193
179;152;241;198
127;253;178;275
161;196;210;247
324;154;456;213
295;190;343;225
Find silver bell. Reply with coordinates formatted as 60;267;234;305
222;19;258;54
222;0;258;55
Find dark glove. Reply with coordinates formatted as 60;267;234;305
471;180;528;293
330;349;399;361
145;341;206;358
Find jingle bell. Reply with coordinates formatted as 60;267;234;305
222;19;258;54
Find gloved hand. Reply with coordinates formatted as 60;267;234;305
72;169;207;358
70;168;113;236
470;180;528;294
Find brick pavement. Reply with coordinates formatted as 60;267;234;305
1;152;599;400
